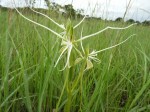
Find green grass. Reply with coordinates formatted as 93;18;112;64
0;9;150;112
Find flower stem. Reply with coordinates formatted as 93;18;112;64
55;69;69;112
64;84;72;112
71;61;86;92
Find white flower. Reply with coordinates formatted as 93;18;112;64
88;50;101;63
84;50;101;71
84;34;136;70
54;39;73;71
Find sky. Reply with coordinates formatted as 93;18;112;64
0;0;150;22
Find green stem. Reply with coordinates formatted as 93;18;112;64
71;61;86;92
64;66;74;112
71;61;86;112
80;71;83;112
55;69;69;112
64;84;72;112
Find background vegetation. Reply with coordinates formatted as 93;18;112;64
0;6;150;112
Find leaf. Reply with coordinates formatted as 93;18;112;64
69;27;74;40
85;45;89;57
66;19;74;40
59;46;67;53
86;59;93;70
74;58;83;65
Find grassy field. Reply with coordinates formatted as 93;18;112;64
0;9;150;112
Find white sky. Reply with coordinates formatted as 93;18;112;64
0;0;150;21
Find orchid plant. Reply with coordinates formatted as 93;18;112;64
15;8;136;71
14;7;136;112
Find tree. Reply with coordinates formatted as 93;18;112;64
135;21;140;23
115;17;123;22
142;20;150;26
64;4;76;18
45;0;51;9
76;9;84;14
135;21;141;25
126;19;135;23
76;9;84;18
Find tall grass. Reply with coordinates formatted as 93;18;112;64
0;9;150;112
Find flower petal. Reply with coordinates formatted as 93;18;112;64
75;24;136;42
54;46;68;67
30;8;65;30
74;15;86;29
60;44;73;71
95;34;136;54
14;7;64;40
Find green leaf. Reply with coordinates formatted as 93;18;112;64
86;59;93;70
69;49;75;67
74;58;83;65
59;46;67;53
85;45;89;57
66;19;74;40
